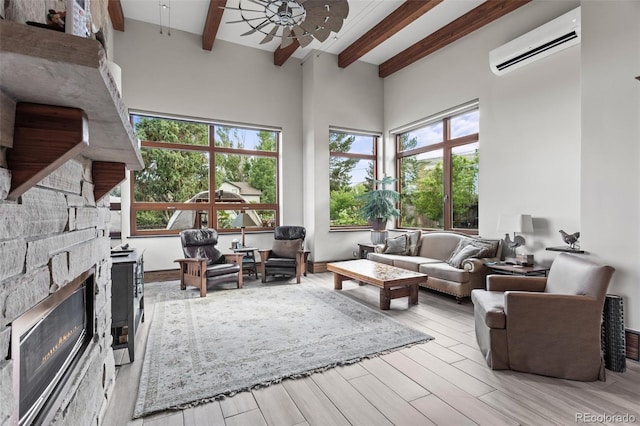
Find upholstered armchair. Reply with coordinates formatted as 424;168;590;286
175;229;243;297
471;253;615;381
259;226;310;284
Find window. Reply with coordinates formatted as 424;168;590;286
396;106;479;232
329;130;378;228
130;113;279;236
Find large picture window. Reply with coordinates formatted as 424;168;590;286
131;113;279;236
329;130;378;228
396;105;479;232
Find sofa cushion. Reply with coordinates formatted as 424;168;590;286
421;262;470;283
471;290;506;329
468;239;500;258
405;230;422;256
383;234;407;254
392;256;440;272
417;232;467;261
366;252;395;265
447;243;482;268
271;239;302;258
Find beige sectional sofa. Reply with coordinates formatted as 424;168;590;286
367;231;503;302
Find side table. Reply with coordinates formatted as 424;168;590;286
484;262;550;277
232;247;258;278
358;243;377;259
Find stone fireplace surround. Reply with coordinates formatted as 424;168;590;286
0;157;116;425
0;2;142;422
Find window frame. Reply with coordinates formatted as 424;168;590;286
129;113;280;236
328;129;379;230
395;106;479;234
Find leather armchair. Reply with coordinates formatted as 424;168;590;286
259;226;310;284
471;253;615;381
175;229;243;297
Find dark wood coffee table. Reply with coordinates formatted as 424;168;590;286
327;259;427;310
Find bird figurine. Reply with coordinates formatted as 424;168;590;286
559;230;580;249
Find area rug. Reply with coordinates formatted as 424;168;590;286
133;284;432;418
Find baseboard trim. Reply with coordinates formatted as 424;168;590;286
145;269;180;283
626;329;639;361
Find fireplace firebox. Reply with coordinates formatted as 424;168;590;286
11;267;95;426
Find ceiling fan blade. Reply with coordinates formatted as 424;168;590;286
292;25;306;39
260;26;278;44
323;16;344;33
240;19;269;36
297;33;314;48
226;16;270;24
280;27;294;48
313;26;331;42
219;6;263;13
327;1;349;18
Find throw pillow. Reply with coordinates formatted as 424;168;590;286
447;244;482;269
383;234;407;254
405;230;422;256
271;239;303;258
469;239;500;258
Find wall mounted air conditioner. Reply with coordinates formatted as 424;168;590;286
489;7;581;75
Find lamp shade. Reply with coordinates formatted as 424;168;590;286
232;212;255;228
497;214;534;233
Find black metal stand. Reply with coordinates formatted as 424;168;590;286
602;294;626;372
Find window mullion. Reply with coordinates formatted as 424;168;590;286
443;118;452;230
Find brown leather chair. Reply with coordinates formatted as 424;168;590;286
259;226;310;284
175;229;243;297
471;253;615;381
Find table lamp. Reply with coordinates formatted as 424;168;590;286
232;212;254;247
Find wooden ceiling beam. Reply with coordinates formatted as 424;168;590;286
203;0;227;50
274;40;300;66
379;0;531;78
338;0;443;69
108;0;125;32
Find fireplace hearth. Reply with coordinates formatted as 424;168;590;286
11;268;95;426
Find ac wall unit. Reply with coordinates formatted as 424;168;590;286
489;7;580;75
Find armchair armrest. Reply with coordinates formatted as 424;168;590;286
258;249;272;263
462;257;496;272
486;275;547;292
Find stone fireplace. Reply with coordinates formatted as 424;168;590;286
0;4;143;423
0;158;117;425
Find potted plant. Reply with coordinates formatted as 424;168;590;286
357;176;400;231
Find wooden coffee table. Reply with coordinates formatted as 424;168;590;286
327;259;427;310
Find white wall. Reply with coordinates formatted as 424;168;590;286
302;52;384;262
113;19;303;271
383;0;580;264
581;1;640;330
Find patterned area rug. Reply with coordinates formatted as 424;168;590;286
134;283;432;418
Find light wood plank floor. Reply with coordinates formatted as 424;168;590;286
104;272;640;426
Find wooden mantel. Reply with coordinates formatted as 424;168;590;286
0;20;143;199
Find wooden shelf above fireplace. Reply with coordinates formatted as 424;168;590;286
0;20;142;200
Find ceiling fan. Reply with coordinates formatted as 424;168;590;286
224;0;349;49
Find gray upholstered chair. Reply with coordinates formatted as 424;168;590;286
259;226;310;284
175;229;243;297
471;253;615;381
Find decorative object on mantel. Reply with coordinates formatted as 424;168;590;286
224;0;349;49
559;229;580;249
497;213;533;259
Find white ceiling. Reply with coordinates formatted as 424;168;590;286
120;0;485;64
